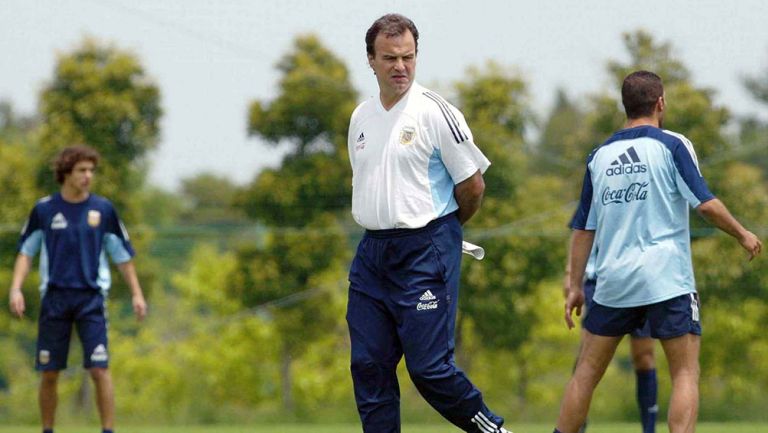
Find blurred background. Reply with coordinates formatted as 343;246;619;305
1;0;767;426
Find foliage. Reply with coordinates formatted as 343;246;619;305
451;63;570;356
2;32;768;425
240;34;357;226
178;173;245;224
247;34;357;155
37;37;162;218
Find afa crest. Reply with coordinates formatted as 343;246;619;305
399;126;416;145
87;210;101;227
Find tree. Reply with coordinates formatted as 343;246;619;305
454;61;528;200
227;215;349;413
179;173;245;224
744;53;768;105
37;37;162;218
33;37;164;300
30;37;163;412
605;30;730;162
234;35;357;413
450;65;572;407
740;52;768;176
0;102;42;311
240;35;357;226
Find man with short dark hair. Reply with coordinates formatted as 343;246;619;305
8;144;147;433
346;13;512;433
554;71;762;433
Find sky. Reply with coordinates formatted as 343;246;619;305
2;0;767;190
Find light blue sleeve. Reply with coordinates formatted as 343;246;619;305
19;230;43;257
104;233;133;264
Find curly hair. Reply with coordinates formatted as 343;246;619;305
53;145;100;184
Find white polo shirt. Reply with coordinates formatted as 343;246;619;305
348;82;490;230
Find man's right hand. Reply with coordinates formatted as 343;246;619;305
739;230;762;261
564;286;584;330
9;289;25;318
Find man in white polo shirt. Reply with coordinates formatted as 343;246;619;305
346;13;511;433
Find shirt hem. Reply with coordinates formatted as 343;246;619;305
594;288;696;308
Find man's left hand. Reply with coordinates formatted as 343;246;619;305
132;293;148;321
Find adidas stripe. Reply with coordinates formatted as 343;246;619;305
423;91;468;144
472;411;500;433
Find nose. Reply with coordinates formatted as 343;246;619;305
394;58;405;71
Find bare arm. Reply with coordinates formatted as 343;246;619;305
8;254;33;318
563;237;572;298
697;198;762;261
565;229;595;329
454;170;485;225
116;260;148;321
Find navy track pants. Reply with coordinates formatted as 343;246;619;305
346;213;505;433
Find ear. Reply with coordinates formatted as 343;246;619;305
367;54;374;69
658;95;665;112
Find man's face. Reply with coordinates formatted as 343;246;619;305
368;29;417;103
63;160;95;193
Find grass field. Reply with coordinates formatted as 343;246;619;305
1;424;767;433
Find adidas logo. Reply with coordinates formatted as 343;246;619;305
606;146;647;176
419;290;436;301
90;344;109;362
357;132;365;143
51;212;68;230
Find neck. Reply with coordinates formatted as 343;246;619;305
60;186;89;203
379;85;412;111
625;116;659;129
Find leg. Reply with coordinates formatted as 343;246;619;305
75;292;112;430
556;330;622;433
394;219;504;432
347;287;404;433
39;370;60;430
660;334;699;433
89;368;115;430
574;279;598;433
37;290;73;432
574;330;588;433
630;336;657;433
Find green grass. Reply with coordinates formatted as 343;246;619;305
1;424;767;433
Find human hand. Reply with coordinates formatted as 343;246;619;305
132;293;148;321
9;289;25;318
564;287;584;330
739;231;762;261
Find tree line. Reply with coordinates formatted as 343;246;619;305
0;31;766;423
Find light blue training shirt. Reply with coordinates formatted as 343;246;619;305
570;125;715;308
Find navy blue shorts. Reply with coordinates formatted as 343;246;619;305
583;279;651;338
37;288;109;370
584;292;701;339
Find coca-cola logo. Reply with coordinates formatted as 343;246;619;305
417;300;439;311
601;182;649;205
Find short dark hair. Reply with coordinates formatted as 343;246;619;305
53;145;100;184
365;13;419;57
621;71;664;119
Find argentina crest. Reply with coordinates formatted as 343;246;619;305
87;210;101;227
399;125;416;145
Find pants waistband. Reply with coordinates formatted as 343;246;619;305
364;212;458;239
